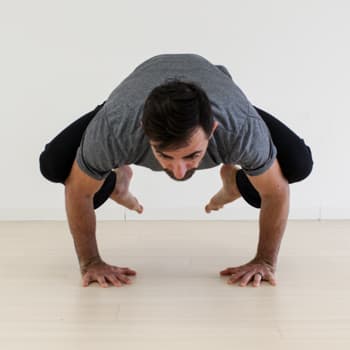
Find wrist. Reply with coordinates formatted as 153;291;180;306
255;242;280;268
253;254;278;269
79;255;103;274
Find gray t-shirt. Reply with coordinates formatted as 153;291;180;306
76;53;277;180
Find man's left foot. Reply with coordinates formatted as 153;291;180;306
205;164;241;213
110;166;143;214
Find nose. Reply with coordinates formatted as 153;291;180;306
172;161;187;179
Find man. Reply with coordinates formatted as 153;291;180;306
39;53;313;288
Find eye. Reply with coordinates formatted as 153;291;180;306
185;154;200;160
158;153;172;159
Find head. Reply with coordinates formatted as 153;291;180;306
142;79;218;181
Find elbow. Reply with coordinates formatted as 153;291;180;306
261;181;289;203
278;181;290;199
65;183;94;202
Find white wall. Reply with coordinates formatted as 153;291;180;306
0;0;349;220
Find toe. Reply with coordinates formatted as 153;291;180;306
136;204;143;214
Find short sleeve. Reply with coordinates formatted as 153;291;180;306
237;116;277;176
215;64;233;79
225;107;277;176
75;109;115;180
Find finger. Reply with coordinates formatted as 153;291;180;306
97;276;109;288
82;274;91;287
252;273;262;288
220;267;240;276
239;272;256;287
116;274;132;285
267;274;277;286
106;275;123;287
115;267;137;275
227;271;247;284
120;268;137;275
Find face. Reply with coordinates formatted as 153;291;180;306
150;122;218;181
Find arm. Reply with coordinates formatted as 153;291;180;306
64;159;103;272
248;158;290;268
64;160;136;287
220;159;289;287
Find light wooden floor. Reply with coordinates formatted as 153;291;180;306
0;220;349;349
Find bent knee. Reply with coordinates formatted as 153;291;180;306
283;145;313;183
39;147;66;183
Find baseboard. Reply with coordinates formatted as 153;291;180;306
0;208;68;221
319;207;350;220
1;205;347;221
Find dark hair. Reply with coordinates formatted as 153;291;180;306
142;79;214;150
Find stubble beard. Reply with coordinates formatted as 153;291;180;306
164;168;197;182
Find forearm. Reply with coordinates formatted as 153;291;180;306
255;187;290;267
65;188;101;273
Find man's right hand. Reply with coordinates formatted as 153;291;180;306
81;259;137;288
64;160;136;288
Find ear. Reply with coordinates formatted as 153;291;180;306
209;120;219;137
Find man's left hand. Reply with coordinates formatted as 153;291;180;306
220;257;277;287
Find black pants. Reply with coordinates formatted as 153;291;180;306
39;104;313;210
236;107;313;208
39;102;116;209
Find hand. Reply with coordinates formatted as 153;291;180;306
81;259;137;288
220;258;276;287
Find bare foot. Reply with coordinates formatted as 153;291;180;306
110;166;143;214
205;164;241;213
